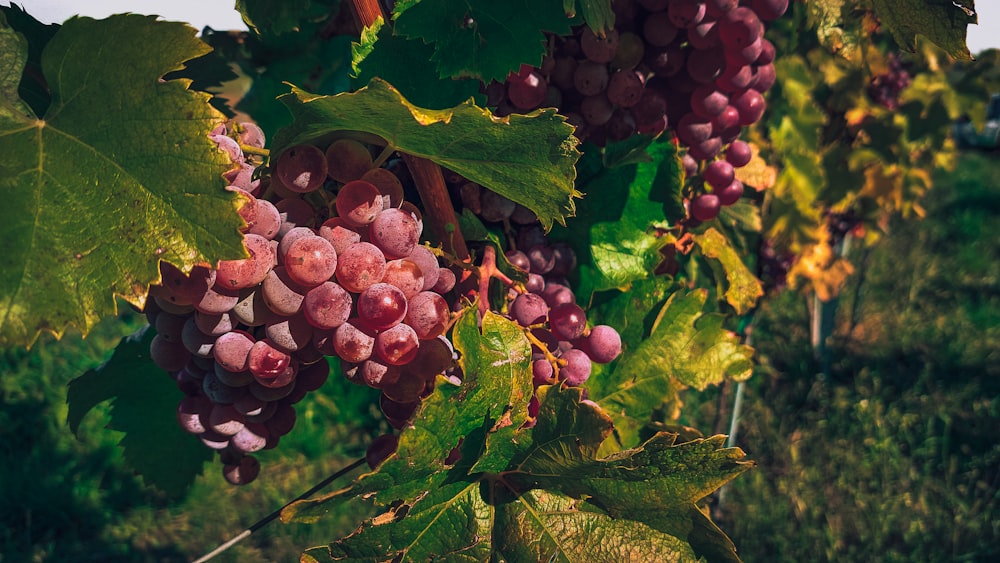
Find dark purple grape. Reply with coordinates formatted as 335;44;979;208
580;27;619;63
573;61;610;96
507;66;548;110
690;193;721;221
510;293;548;327
716;179;745;206
690;86;728;118
607;70;645;108
719;7;763;49
549;303;587;341
581;95;615;126
704;160;736;189
532;359;554;385
366;434;399;469
642;12;679;47
726;140;753;167
750;0;789;21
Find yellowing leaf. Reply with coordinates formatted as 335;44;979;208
694;228;764;315
734;142;777;190
787;241;856;301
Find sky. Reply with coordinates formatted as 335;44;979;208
2;0;997;54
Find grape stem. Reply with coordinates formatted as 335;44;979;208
371;143;396;169
239;143;270;158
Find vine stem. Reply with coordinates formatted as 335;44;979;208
346;0;470;263
402;153;470;261
191;457;366;563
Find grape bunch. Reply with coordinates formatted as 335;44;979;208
867;53;911;110
146;125;459;485
824;208;861;247
446;175;623;416
489;0;788;223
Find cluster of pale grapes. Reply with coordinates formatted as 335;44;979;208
489;0;788;223
148;125;458;484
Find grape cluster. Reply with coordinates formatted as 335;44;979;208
147;125;458;484
867;54;911;110
824;208;861;247
447;176;623;416
489;0;787;223
757;239;793;291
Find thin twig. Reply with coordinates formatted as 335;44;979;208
191;457;367;563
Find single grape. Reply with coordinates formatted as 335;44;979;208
642;11;679;47
215;234;274;291
181;317;215;358
177;396;210;434
560;349;592;386
731;88;766;125
611;31;645;69
375;323;420;366
532;359;554;385
585;325;622;363
366;434;399;469
231;287;278;327
276;144;328;193
510;293;548;327
247;339;292;381
479;189;517;223
362;168;405;209
261;267;307;316
607;70;645;108
719;7;763;49
369;208;420;260
750;0;789;21
507;66;548;110
675;113;714;146
405;291;450;340
432;268;456;293
248;198;281;239
573;60;609;97
726;140;753;167
318;218;362;256
222;455;261;486
214;330;256;372
265;315;314;353
580;27;619;63
333;319;377;363
704;160;736;189
326;138;373;183
284;235;338;287
336;180;384;227
405;245;441;292
549;303;587;341
335;242;387;293
716;179;745;206
209;404;246;436
690;193;721;221
231;423;269;453
357;283;408;331
690;85;729;118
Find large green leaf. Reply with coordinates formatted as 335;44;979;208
392;0;577;82
295;384;750;562
273;79;581;229
870;0;976;60
693;228;764;315
66;326;211;496
0;14;246;347
588;289;754;447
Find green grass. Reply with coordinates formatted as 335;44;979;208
687;151;1000;562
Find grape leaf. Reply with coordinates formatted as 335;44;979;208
587;289;754;447
870;0;976;60
0;15;246;347
392;0;577;82
693;228;764;315
565;0;616;34
806;0;865;60
294;383;750;562
282;308;533;523
66;326;210;496
352;18;484;110
552;139;681;300
235;0;338;37
0;5;55;118
273;79;581;229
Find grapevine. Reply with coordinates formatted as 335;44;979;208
0;0;981;561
